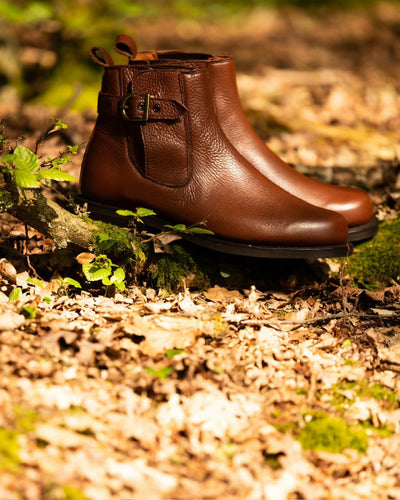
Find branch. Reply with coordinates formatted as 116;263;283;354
4;183;97;249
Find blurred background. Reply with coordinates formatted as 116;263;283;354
1;0;400;197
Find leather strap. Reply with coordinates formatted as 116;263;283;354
89;47;114;67
98;92;187;121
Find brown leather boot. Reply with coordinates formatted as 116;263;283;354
113;35;378;243
80;46;350;258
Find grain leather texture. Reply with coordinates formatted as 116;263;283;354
146;49;375;229
80;59;350;246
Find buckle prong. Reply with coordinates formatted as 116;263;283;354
121;93;150;121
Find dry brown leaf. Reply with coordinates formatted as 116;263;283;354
76;252;96;264
204;285;242;302
0;258;17;283
0;311;25;331
133;315;203;355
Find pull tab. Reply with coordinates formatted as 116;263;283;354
114;34;138;60
114;34;159;62
89;47;114;67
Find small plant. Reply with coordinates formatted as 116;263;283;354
80;253;126;293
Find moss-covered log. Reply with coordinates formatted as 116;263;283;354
4;185;97;249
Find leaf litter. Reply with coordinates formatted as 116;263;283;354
1;3;400;500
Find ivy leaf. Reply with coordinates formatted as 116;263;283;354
136;207;156;218
186;227;214;235
39;169;77;182
14;170;40;188
9;146;40;171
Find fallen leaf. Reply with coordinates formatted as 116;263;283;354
0;311;25;331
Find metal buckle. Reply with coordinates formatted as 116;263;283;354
120;93;150;121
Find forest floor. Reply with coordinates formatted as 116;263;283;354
1;3;400;500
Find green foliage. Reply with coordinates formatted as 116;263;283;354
298;413;369;454
346;216;400;286
62;485;87;500
152;244;210;292
21;305;37;319
326;380;398;411
146;365;174;379
82;254;126;291
117;207;156;224
1;123;77;189
166;348;187;358
0;429;21;472
91;220;133;255
8;287;22;301
164;223;214;235
28;277;44;288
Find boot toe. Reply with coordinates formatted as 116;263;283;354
324;187;374;228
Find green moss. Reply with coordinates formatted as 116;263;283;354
345;215;400;286
151;244;210;292
298;414;368;454
90;220;133;257
0;429;21;472
62;485;86;500
329;381;398;411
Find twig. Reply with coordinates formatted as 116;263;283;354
23;223;40;278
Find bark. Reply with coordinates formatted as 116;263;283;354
4;184;97;249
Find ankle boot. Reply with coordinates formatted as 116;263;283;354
113;35;378;243
80;46;350;258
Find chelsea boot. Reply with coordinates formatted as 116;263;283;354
113;35;378;243
79;46;350;258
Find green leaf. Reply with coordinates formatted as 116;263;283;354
27;277;44;288
102;276;112;286
116;209;136;217
220;270;230;278
145;366;174;379
9;287;22;301
166;348;187;358
42;297;52;303
63;277;81;288
164;223;187;232
67;145;79;155
1;153;14;163
136;207;156;218
113;268;125;282
39;169;77;182
51;118;68;130
21;306;36;319
10;146;40;171
115;281;126;292
14;170;40;188
186;227;214;235
82;263;111;282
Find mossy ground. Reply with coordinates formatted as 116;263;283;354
345;215;400;287
298;413;369;454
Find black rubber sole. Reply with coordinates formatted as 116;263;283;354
348;215;379;244
79;198;353;259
